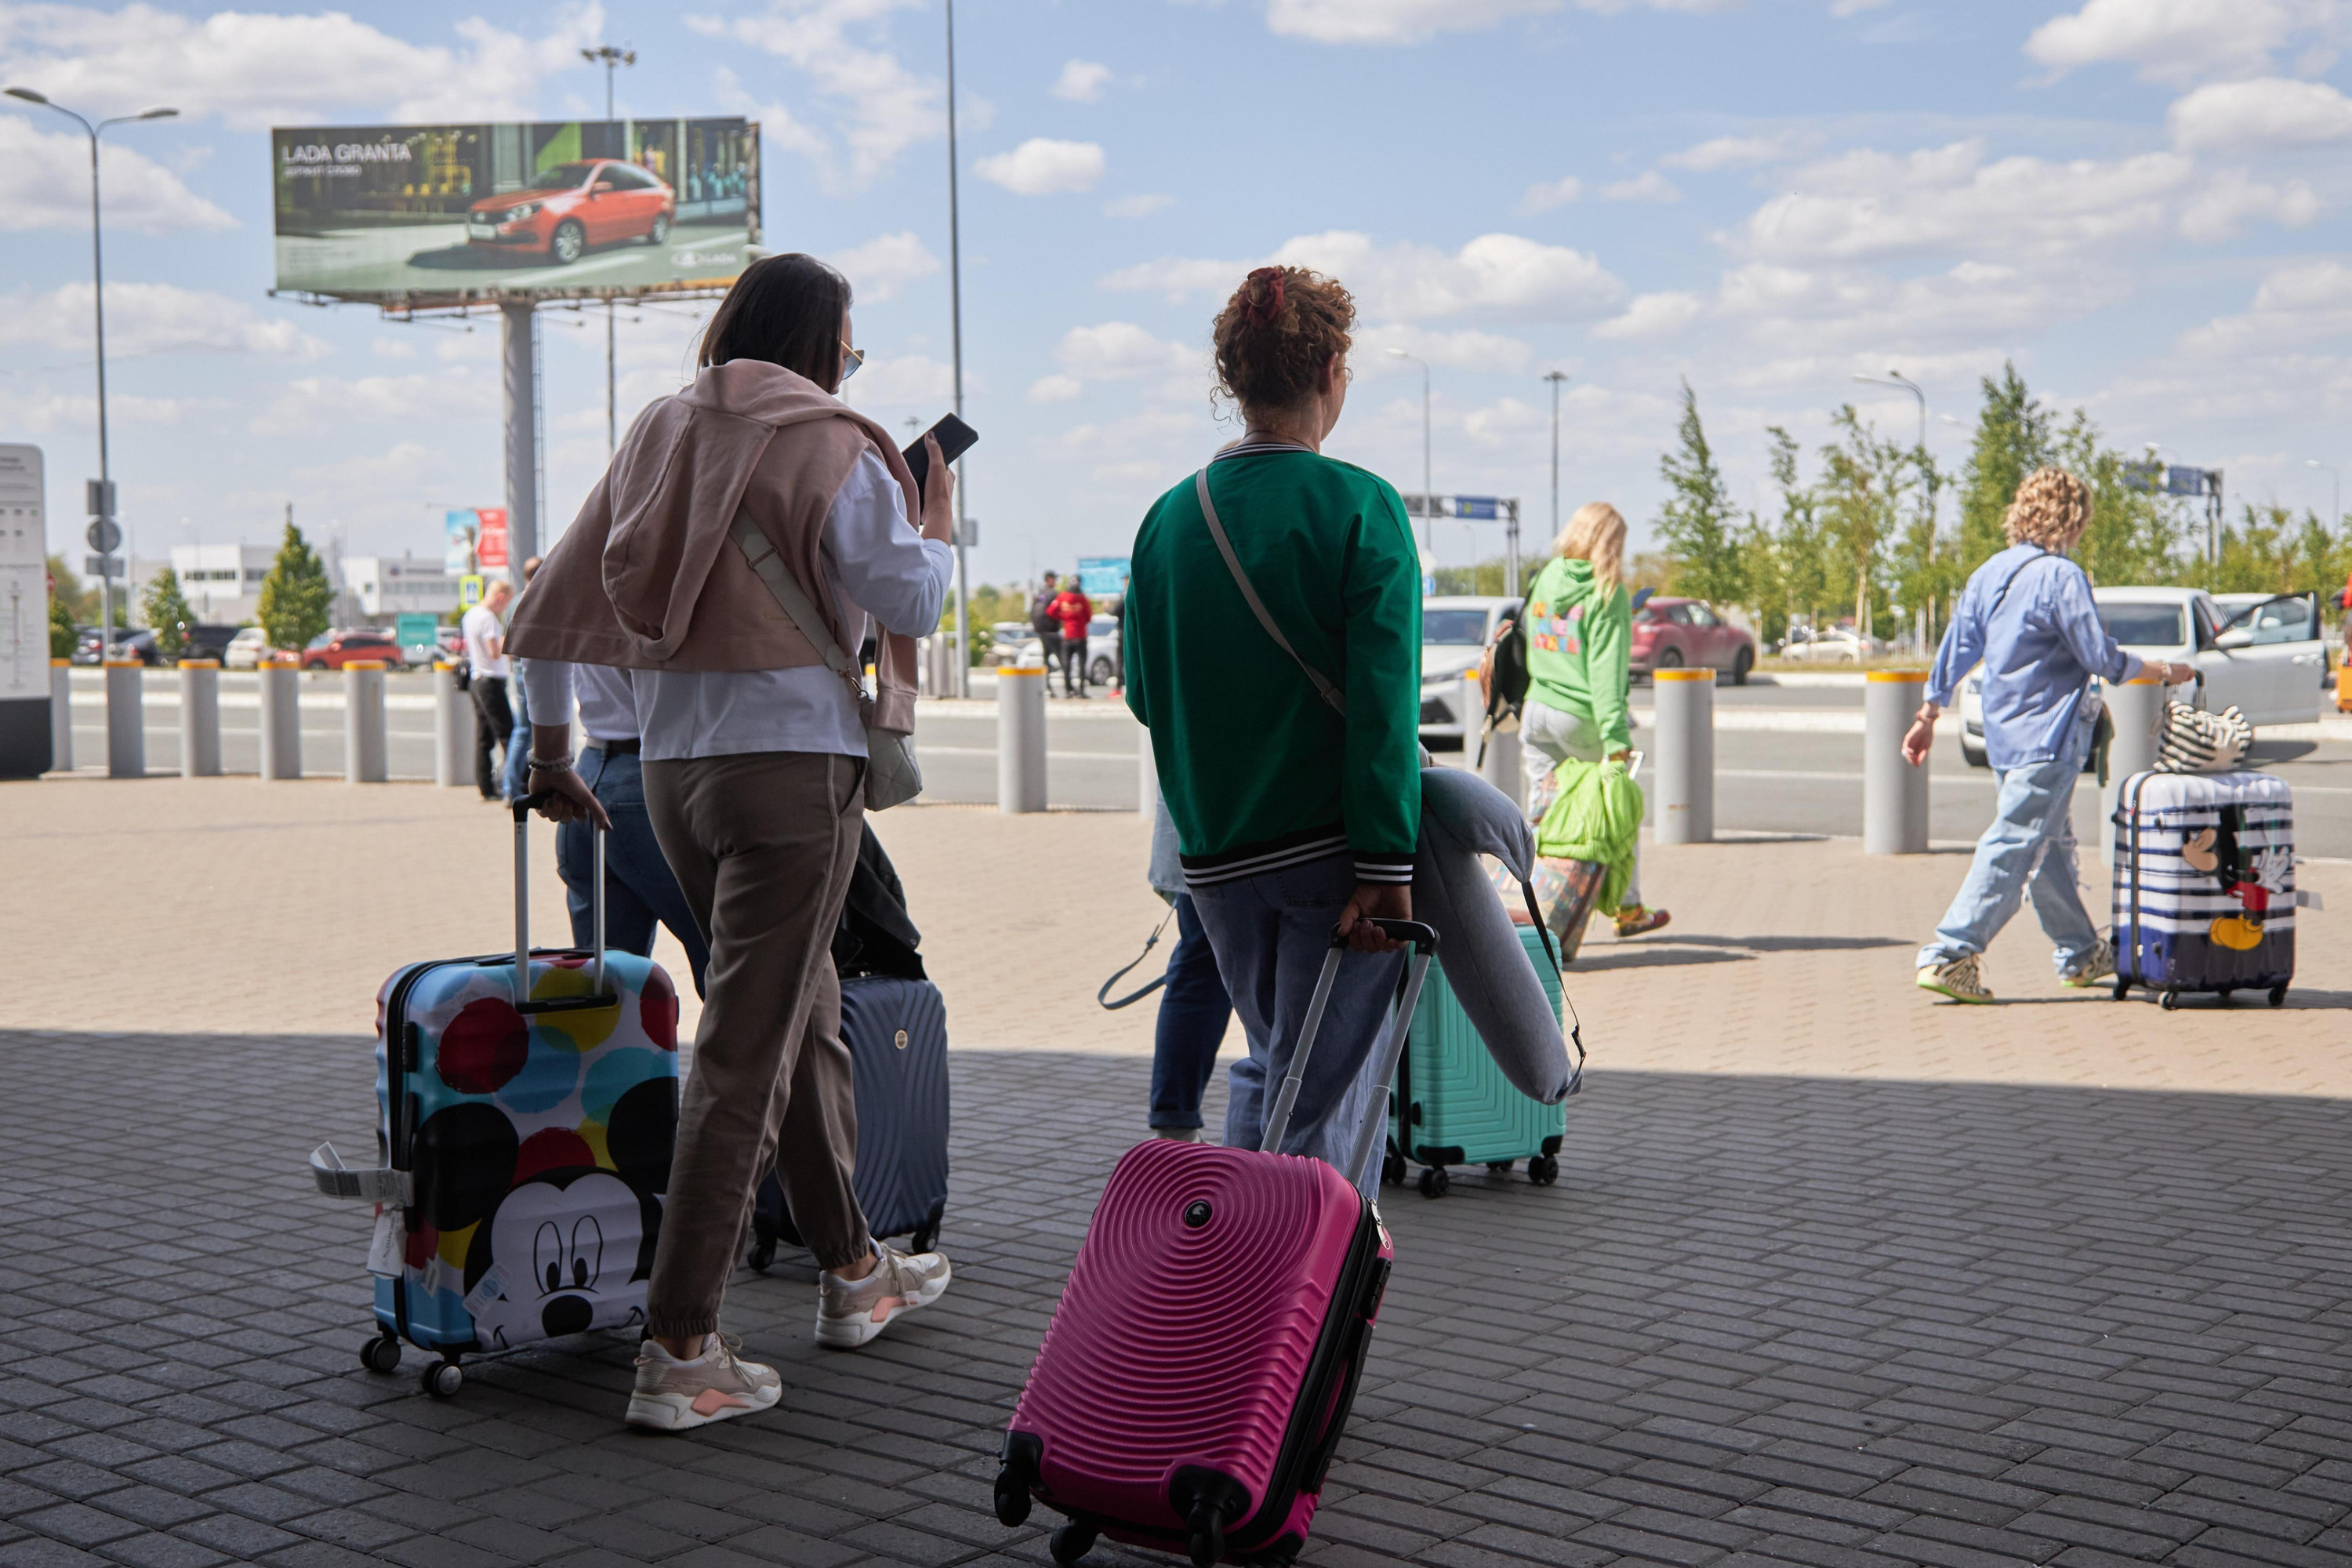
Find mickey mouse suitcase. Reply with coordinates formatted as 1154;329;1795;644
2111;769;2298;1008
994;920;1436;1568
310;793;680;1398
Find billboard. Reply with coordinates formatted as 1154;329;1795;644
272;118;760;305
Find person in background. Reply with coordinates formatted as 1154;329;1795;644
461;577;514;801
1049;577;1093;697
1145;799;1234;1141
1124;263;1421;1195
518;657;712;999
1906;468;2194;1003
1029;571;1064;685
1518;503;1670;937
499;556;543;801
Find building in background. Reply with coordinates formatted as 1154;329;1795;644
169;544;278;624
344;555;459;624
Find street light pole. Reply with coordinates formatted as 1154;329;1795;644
1387;348;1433;561
5;88;177;656
2307;459;2339;531
945;0;971;698
581;45;634;459
1543;370;1568;546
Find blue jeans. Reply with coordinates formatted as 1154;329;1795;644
555;746;712;998
1148;894;1234;1133
499;667;532;802
1190;854;1405;1199
1918;720;2099;976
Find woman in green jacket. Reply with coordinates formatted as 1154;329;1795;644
1519;502;1670;938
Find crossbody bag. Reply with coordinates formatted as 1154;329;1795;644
1193;467;1346;715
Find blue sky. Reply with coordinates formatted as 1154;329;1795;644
5;0;2350;588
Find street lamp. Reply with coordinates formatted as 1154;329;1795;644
1386;347;1433;557
945;0;971;697
1543;371;1569;548
2307;459;2339;531
5;87;177;659
581;45;635;460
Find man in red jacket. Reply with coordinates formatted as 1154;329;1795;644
1050;581;1093;696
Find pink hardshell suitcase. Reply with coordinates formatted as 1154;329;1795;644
995;920;1437;1567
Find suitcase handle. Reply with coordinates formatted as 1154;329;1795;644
1260;920;1439;1173
511;790;609;1009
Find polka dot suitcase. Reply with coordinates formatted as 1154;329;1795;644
310;795;679;1397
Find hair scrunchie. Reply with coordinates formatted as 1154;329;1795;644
1243;266;1286;326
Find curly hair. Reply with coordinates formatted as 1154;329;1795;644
1210;266;1354;416
2005;467;2093;550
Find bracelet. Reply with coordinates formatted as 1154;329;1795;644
528;753;575;775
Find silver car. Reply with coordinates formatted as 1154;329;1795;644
1415;595;1518;747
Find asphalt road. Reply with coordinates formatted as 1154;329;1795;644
58;670;2352;858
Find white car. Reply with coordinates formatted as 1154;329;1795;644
1957;586;2327;767
1415;594;1519;747
223;626;270;670
1778;626;1886;662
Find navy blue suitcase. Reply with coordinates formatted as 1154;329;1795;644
748;974;950;1265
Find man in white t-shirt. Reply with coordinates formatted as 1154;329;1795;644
460;578;514;800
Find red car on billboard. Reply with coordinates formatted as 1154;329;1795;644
465;159;674;266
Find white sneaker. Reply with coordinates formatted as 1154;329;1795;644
1917;953;1994;1004
2060;938;2116;988
815;1242;952;1348
624;1334;782;1432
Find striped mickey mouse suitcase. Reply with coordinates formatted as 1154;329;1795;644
2111;769;2299;1009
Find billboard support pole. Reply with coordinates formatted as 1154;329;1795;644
946;0;971;700
501;301;539;589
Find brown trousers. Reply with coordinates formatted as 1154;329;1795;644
641;750;872;1339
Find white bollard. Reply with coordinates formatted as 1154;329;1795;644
1138;729;1159;820
2100;676;2165;867
104;657;144;779
1652;667;1715;845
259;660;302;781
49;659;71;773
1864;670;1930;854
434;663;471;788
179;659;222;778
997;666;1048;814
344;661;389;783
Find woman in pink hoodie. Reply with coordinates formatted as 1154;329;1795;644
508;255;957;1431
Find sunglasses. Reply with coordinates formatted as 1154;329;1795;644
840;341;866;383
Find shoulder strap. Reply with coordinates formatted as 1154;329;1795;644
1192;468;1346;717
729;514;866;705
1989;546;2074;615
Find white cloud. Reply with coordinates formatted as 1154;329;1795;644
1661;132;1809;171
690;0;941;191
0;282;325;358
0;0;604;128
1353;323;1534;372
1592;291;1708;339
1052;322;1199;382
0;118;232;233
974;139;1105;195
1028;374;1083;403
829;230;942;303
2024;0;2333;87
1051;60;1117;102
255;369;496;434
1102;231;1625;324
840;352;960;410
1105;193;1176;218
2180;261;2352;356
2178;169;2321;241
1265;0;1559;44
1599;170;1682;202
1828;0;1889;13
2168;77;2352;151
1518;176;1581;214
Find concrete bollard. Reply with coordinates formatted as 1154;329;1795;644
344;661;389;783
259;659;302;781
1469;671;1525;810
1138;729;1159;820
1652;667;1715;845
1864;670;1930;855
179;659;222;778
997;666;1047;814
49;659;71;773
2100;676;2165;866
434;663;471;788
104;657;145;779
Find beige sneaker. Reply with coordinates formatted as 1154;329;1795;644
624;1334;782;1432
816;1242;953;1348
2060;938;2116;988
1917;953;1994;1004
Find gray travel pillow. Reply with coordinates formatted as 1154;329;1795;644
1414;767;1581;1105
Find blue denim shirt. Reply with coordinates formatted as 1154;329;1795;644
1929;543;2146;771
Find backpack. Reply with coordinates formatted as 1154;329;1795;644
1477;600;1530;742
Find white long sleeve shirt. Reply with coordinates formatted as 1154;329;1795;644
517;658;639;743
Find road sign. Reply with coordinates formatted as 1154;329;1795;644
396;612;438;654
1077;556;1128;597
459;574;484;608
2166;465;2211;498
1454;496;1501;520
86;517;122;554
85;554;122;579
85;478;115;519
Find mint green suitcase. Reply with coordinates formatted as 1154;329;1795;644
1384;925;1570;1198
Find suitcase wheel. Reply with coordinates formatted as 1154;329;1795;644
421;1359;463;1399
1381;1149;1406;1187
1417;1167;1450;1200
1187;1501;1226;1568
1528;1154;1559;1186
2220;988;2234;1006
358;1334;401;1374
992;1468;1032;1528
2111;975;2129;1001
1050;1522;1098;1566
2160;989;2181;1011
2270;984;2288;1007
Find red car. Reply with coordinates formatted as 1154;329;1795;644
465;159;674;267
1631;596;1755;684
302;630;405;670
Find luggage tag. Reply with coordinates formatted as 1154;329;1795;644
366;1209;403;1279
461;1264;510;1319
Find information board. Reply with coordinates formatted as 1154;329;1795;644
0;445;51;778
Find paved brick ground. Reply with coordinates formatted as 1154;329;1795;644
5;1029;2350;1568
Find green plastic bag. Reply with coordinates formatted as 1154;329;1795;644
1535;757;1644;915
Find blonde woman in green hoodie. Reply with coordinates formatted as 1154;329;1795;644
1519;502;1670;938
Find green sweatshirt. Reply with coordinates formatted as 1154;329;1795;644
1124;445;1422;888
1522;557;1633;754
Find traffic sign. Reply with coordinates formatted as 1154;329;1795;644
85;478;114;519
84;554;121;578
1454;496;1501;520
86;517;122;554
459;574;484;608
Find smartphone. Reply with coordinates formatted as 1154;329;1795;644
902;413;978;495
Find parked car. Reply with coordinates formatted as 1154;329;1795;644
985;622;1040;667
1632;597;1756;684
223;626;270;670
300;629;405;670
1416;595;1519;749
174;623;241;664
1083;616;1122;686
1777;626;1886;663
466;158;675;267
1956;586;2327;767
72;626;162;666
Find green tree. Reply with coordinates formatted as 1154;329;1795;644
256;521;333;652
1653;379;1745;608
142;565;196;659
45;554;92;622
2052;412;2186;587
49;590;76;659
1815;405;1914;635
2214;503;2350;596
1956;362;2053;571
